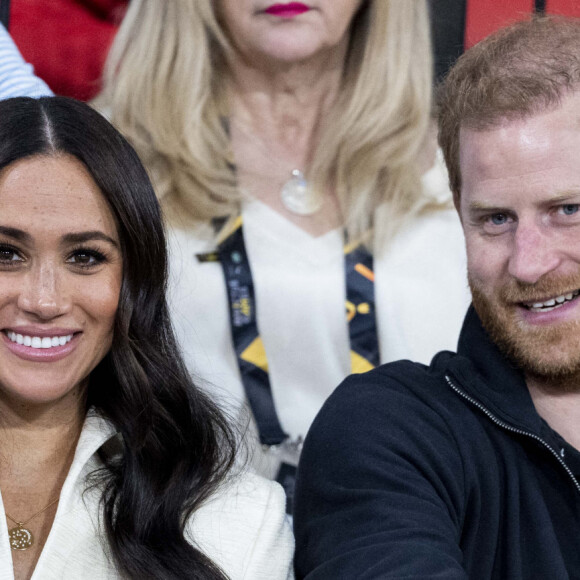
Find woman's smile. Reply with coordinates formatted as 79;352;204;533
2;327;80;362
0;154;122;406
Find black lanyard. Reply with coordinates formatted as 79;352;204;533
199;217;379;446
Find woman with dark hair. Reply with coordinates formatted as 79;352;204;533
0;96;293;579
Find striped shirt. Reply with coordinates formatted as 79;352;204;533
0;24;52;98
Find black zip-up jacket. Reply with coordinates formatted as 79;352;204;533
294;306;580;579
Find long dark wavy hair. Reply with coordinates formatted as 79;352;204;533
0;96;236;579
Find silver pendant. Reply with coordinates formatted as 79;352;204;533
9;525;33;550
280;170;323;216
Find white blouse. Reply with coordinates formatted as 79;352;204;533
168;154;471;477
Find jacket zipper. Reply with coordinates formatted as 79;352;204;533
445;374;580;494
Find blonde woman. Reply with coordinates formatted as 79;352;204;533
99;0;470;491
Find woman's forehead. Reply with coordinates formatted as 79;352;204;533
0;155;118;242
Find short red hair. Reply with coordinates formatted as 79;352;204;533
438;16;580;208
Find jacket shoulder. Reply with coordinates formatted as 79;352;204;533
294;356;470;578
187;472;294;579
325;354;457;417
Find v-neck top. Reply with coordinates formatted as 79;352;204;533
168;155;470;477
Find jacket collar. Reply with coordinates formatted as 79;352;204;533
442;305;545;435
58;410;119;502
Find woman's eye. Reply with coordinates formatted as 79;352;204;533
71;253;95;265
0;247;23;263
67;249;106;268
561;204;579;216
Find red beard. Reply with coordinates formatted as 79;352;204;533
470;272;580;388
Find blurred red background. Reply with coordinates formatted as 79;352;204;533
7;0;580;101
10;0;127;100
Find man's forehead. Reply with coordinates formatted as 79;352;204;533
460;100;580;179
458;121;547;190
459;91;580;157
456;97;580;214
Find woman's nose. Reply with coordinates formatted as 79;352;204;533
16;262;72;320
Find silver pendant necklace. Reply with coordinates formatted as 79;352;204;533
280;170;323;216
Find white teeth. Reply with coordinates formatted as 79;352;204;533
5;332;73;349
528;290;580;311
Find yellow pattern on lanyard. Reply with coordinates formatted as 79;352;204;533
196;217;379;446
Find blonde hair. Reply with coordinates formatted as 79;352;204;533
99;0;437;240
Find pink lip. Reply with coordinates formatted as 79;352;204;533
2;331;80;363
264;3;310;18
5;326;80;337
517;294;580;326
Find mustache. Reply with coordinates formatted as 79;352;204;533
469;272;580;304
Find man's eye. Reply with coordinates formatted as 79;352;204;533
561;204;579;216
490;213;509;225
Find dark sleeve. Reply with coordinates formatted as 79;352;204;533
294;365;469;579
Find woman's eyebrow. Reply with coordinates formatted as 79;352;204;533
0;227;119;248
0;225;31;242
62;231;119;247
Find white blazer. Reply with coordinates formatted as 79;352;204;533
0;412;294;580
